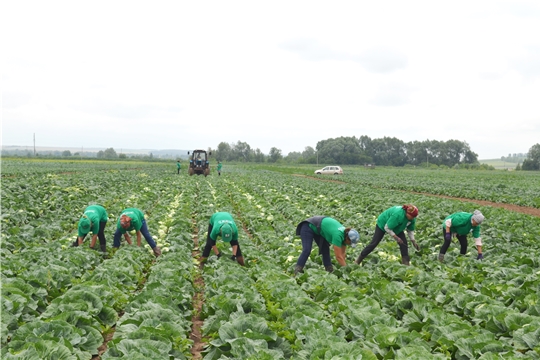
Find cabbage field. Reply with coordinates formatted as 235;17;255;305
1;159;540;359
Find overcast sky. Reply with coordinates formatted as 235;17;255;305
2;0;540;159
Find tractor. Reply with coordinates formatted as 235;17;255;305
188;149;211;176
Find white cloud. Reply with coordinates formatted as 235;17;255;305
368;83;415;107
354;47;408;74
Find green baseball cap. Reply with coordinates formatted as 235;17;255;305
221;223;233;240
79;216;91;233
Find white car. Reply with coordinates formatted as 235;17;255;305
314;166;343;175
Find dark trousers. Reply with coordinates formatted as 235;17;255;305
202;224;242;257
440;230;468;255
359;225;409;259
296;223;332;267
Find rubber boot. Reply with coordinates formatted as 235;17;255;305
355;255;365;265
153;246;162;257
325;265;334;273
294;265;304;276
438;253;445;262
100;244;107;253
199;257;207;269
401;255;410;266
236;256;245;266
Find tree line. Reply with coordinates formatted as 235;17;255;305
211;137;540;170
212;136;480;167
520;144;540;170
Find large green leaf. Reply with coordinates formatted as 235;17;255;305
3;339;76;360
218;313;277;342
512;320;540;350
103;338;172;358
505;313;536;332
9;320;102;355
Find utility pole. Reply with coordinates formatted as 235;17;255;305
33;133;36;156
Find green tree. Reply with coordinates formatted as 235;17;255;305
301;146;317;164
444;140;465;166
268;147;282;163
285;151;303;163
253;148;266;163
214;142;232;161
232;141;252;162
62;150;72;157
359;135;372;153
405;140;428;166
371;137;406;166
316;136;365;164
462;149;479;164
522;143;540;170
102;148;118;159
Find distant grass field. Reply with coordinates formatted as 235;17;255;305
479;159;521;170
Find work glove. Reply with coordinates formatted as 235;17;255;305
444;233;451;241
230;255;237;261
411;240;420;251
216;252;222;259
395;236;404;245
477;253;484;260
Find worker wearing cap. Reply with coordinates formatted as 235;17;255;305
200;211;244;266
356;204;419;266
113;208;161;257
73;204;108;252
439;210;485;262
294;216;360;275
217;161;222;176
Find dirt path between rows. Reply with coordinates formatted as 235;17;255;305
292;174;540;218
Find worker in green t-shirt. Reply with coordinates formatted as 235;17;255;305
217;161;222;176
176;160;181;174
113;208;161;257
73;204;108;252
439;210;485;262
356;204;420;266
200;212;244;266
294;216;359;275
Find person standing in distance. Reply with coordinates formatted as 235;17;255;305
439;210;485;262
176;160;181;174
294;215;360;275
356;204;420;266
200;211;244;266
113;208;162;257
217;161;222;176
73;204;108;252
